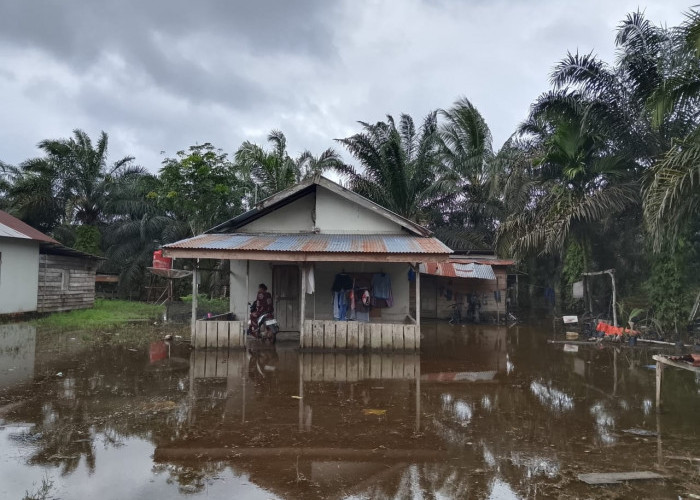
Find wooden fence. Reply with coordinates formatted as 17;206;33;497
192;319;419;351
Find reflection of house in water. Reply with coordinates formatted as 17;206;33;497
0;324;35;388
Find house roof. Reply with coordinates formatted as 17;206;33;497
208;175;433;237
0;210;58;243
420;262;497;280
0;210;102;260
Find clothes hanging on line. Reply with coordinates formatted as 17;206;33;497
332;273;353;292
333;290;348;320
372;273;392;299
305;264;315;294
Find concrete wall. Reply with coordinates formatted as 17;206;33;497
0;237;39;314
315;187;403;234
307;262;411;322
239;193;315;233
419;267;508;321
229;260;273;321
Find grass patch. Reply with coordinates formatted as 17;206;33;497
35;299;164;330
180;294;229;313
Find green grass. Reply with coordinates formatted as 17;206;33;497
35;299;164;330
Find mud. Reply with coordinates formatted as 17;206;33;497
1;322;699;499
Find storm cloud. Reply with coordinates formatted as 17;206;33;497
0;0;690;170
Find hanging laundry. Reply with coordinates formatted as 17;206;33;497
372;273;392;299
305;264;315;294
333;291;348;320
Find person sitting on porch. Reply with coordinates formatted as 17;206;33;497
249;283;273;336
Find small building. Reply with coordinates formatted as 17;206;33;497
418;253;514;322
164;175;453;351
0;210;100;316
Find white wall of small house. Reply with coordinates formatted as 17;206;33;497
306;262;411;322
0;238;39;314
315;187;403;234
238;194;315;233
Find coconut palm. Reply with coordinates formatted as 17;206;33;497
335;112;451;222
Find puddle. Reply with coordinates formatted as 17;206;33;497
0;322;699;499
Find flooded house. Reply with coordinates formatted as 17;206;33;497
163;175;453;351
0;210;100;316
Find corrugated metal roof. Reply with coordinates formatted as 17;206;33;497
165;233;452;254
0;210;57;243
420;262;497;280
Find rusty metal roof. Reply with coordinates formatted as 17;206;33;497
420;262;497;280
165;233;452;254
0;210;57;243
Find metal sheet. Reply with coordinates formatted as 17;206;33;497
419;262;496;280
165;233;452;254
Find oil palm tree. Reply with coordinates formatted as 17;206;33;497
335;112;451;222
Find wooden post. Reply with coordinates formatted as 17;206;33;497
656;360;663;411
610;270;617;327
300;264;307;348
415;263;421;331
191;264;198;337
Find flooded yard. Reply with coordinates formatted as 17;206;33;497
1;322;699;499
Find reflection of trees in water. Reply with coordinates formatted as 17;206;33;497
5;347;191;479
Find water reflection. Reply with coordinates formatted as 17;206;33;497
0;323;699;498
0;324;35;388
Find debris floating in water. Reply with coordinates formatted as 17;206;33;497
363;409;387;416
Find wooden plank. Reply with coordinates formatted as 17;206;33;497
363;323;371;348
335;322;348;349
346;322;359;350
370;324;382;350
217;321;230;349
206;321;217;349
577;472;664;485
404;325;416;351
381;324;393;351
392;324;404;351
323;353;335;381
404;355;416;378
195;321;207;349
323;321;335;349
312;321;324;349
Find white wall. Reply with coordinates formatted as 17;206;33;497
229;260;273;320
315;187;403;234
239;193;315;233
0;238;39;314
306;262;411;322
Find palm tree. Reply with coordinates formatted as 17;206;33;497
335;112;450;222
235;130;300;200
296;148;345;180
434;97;505;249
9;129;143;232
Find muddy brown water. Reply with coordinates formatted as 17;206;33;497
1;323;699;499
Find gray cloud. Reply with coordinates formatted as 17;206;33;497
0;0;691;172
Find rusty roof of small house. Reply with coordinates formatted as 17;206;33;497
165;233;452;254
0;210;58;243
420;262;497;280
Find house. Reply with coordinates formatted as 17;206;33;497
163;175;453;351
418;253;515;322
0;210;100;316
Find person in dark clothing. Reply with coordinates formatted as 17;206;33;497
249;283;273;336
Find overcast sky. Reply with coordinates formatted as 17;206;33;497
0;1;692;172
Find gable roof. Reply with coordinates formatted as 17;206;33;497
0;210;58;243
208;175;432;237
0;210;102;260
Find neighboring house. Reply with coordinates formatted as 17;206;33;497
0;210;100;316
418;253;515;322
164;175;453;351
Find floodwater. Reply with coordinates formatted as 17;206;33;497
1;323;699;499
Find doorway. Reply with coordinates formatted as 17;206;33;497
272;265;300;332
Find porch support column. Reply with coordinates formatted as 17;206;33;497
300;264;307;347
191;261;199;337
415;263;421;332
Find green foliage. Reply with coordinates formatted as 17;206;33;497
73;225;102;255
180;294;229;313
35;299;164;330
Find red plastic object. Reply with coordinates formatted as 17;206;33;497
152;249;173;269
149;341;168;363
